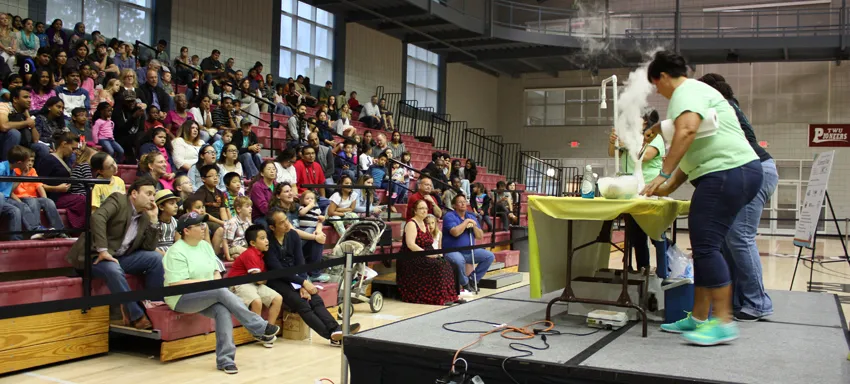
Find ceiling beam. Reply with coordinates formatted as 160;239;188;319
405;30;480;44
346;6;426;22
447;46;580;62
518;59;558;77
377;19;453;31
425;39;520;52
561;55;586;70
465;62;501;77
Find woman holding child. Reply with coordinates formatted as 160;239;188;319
396;199;458;305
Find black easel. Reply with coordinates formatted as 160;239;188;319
789;191;850;291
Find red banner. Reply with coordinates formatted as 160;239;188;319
809;124;850;147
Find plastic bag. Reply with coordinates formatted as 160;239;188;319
667;244;693;279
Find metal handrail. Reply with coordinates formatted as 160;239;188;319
430;113;451;153
493;0;844;38
463;127;505;176
0;176;112;308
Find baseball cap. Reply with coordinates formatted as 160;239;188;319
176;211;208;233
122;89;137;101
155;190;180;206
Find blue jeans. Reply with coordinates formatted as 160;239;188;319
689;160;763;288
0;194;22;240
6;197;40;231
444;248;495;286
318;196;330;215
173;288;269;369
274;103;293;116
21;197;64;230
91;249;164;322
30;142;50;160
239;152;261;179
722;159;778;317
98;139;125;163
0;128;20;160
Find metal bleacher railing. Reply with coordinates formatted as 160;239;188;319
463;128;504;177
375;85;570;196
0;176;110;301
492;0;848;39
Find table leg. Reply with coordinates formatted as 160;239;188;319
544;217;648;337
547;220;575;321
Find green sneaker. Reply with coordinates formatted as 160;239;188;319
682;320;739;346
660;312;703;334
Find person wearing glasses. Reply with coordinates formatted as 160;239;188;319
192;164;231;260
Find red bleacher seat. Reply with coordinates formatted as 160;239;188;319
117;164;137;185
0;239;76;273
0;277;81;306
147;305;216;341
494;250;520;268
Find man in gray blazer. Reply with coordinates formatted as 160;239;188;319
67;177;163;329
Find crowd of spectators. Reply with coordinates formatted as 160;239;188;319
0;11;526;373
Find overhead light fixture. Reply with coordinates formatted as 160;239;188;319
546;168;556;177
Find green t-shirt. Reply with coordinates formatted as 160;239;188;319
163;240;221;309
666;79;758;180
620;134;666;184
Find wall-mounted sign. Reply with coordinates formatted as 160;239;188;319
809;124;850;147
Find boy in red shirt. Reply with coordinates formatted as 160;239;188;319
227;224;283;347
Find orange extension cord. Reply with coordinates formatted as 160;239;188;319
450;320;555;374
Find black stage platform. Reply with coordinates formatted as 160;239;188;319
344;286;850;384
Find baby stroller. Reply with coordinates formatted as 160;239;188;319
329;219;386;318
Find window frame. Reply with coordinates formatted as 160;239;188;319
406;44;440;109
46;0;153;44
279;1;334;82
524;86;615;127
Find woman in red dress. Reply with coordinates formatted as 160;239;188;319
397;199;459;305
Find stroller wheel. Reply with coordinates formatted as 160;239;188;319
369;291;384;313
337;303;355;320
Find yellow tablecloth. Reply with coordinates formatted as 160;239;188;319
527;196;691;299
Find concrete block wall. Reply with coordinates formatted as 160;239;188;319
170;0;273;75
446;63;499;131
0;0;29;18
343;23;402;97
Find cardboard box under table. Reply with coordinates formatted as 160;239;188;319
527;196;690;336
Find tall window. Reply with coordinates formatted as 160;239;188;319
525;87;613;126
46;0;152;44
280;1;334;83
406;44;439;108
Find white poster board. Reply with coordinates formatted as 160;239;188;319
793;151;835;249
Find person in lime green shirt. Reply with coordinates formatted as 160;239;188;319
163;212;280;374
642;51;763;346
607;110;668;274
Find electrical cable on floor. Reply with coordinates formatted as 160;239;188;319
441;319;600;383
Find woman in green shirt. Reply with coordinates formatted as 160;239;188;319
163;212;280;374
642;51;763;346
608;110;667;274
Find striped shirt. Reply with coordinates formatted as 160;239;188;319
298;206;322;229
69;163;92;195
157;216;177;252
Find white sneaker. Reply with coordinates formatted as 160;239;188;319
459;289;475;297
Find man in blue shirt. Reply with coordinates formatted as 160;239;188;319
442;194;495;295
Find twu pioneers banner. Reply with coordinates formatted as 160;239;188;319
809;124;850;147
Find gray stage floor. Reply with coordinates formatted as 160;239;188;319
350;287;850;384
